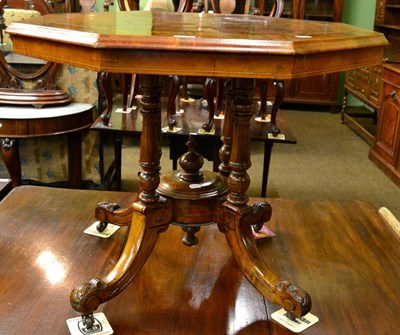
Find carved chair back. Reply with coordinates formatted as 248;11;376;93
0;0;60;91
210;0;283;16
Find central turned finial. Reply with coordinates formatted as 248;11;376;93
178;134;204;182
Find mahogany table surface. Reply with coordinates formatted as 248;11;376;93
0;186;399;334
7;11;387;79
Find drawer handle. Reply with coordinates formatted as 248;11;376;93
386;91;398;101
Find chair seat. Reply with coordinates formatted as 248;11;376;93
0;103;94;137
0;103;93;119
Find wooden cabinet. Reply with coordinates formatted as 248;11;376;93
374;0;400;64
369;64;400;186
345;66;382;111
342;0;400;145
341;66;382;145
264;0;344;110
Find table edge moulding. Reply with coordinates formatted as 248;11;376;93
6;12;387;78
6;10;387;332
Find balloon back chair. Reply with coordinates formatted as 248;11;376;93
0;0;100;189
166;0;284;134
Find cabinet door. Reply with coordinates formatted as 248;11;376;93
288;1;343;107
289;73;339;104
281;0;343;20
374;69;400;168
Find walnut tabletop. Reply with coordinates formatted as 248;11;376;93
0;186;399;335
7;11;387;79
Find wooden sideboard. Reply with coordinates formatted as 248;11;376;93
342;0;400;144
341;65;382;145
369;64;400;186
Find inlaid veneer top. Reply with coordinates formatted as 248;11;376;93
7;11;387;55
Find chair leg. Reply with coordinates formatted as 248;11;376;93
67;132;83;189
167;75;180;130
1;138;21;188
203;77;216;131
258;80;269;119
121;73;130;111
99;72;113;126
341;87;348;124
181;76;188;100
270;80;284;136
114;133;123;191
128;74;139;109
214;78;224;117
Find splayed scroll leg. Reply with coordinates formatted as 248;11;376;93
70;198;172;321
222;201;312;318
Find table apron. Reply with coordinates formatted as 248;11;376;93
12;37;384;80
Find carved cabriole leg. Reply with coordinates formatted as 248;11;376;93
70;75;171;328
203;77;216;131
1;137;21;188
220;78;312;318
258;80;268;118
270;80;284;136
99;72;113;126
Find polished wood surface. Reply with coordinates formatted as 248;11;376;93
7;11;387;79
0;186;399;334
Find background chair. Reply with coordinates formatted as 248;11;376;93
0;0;100;188
98;0;193;127
166;0;284;134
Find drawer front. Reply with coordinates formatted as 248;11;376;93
345;66;382;109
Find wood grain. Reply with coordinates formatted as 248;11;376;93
7;11;387;79
1;187;399;334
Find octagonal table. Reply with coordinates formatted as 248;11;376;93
7;10;387;330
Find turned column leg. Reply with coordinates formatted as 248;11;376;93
70;75;171;330
1;137;22;188
220;78;311;318
137;75;163;205
218;79;234;177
